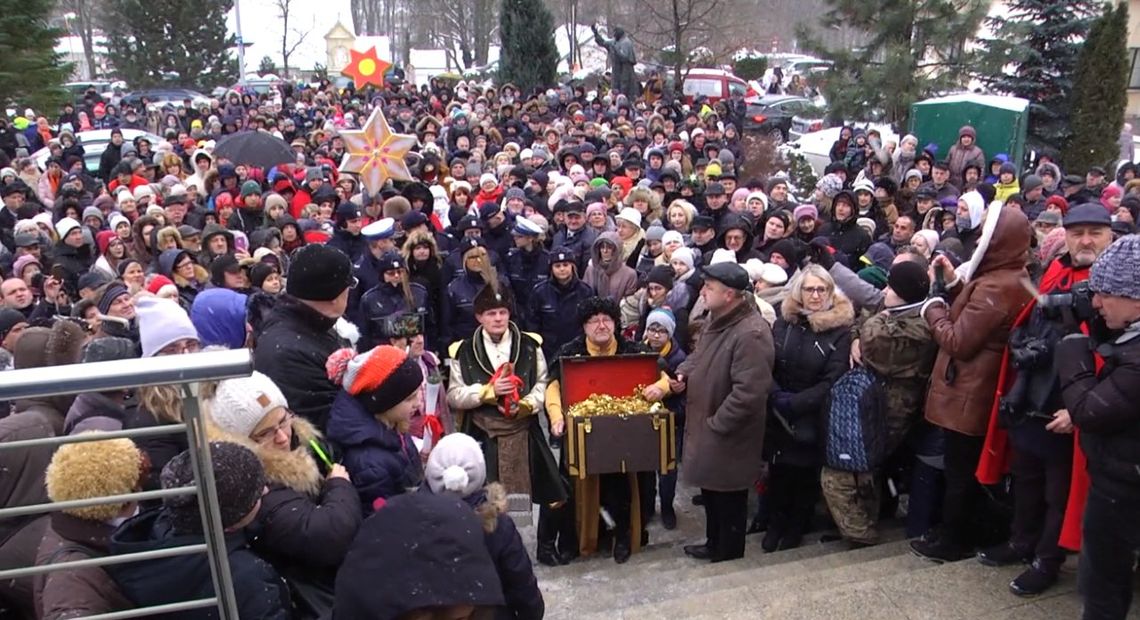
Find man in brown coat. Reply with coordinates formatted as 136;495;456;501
675;262;774;562
912;202;1033;562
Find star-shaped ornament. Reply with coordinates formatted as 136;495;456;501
341;46;391;89
338;108;416;193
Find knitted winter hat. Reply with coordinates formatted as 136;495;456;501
661;230;684;248
646;264;675;289
46;435;145;522
81;336;138;364
136;296;199;357
646;308;677;337
55;216;81;239
887;260;930;305
793;204;818;222
96;282;131;316
209;371;289;439
146;274;178;298
327;346;424;415
645;224;666;242
425;433;487;497
162;442;266;532
286;244;354;301
1090;234;1140;300
671;247;695;270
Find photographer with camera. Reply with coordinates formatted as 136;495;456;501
1055;233;1140;620
911;203;1034;564
975;204;1113;596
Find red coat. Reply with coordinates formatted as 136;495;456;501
976;255;1092;551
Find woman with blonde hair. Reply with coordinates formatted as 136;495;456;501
763;264;854;551
159;153;185;180
665;199;696;237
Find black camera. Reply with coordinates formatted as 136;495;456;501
1038;280;1095;323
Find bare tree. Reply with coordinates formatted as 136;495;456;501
58;0;102;80
274;0;308;77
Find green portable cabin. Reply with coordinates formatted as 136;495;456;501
908;94;1029;170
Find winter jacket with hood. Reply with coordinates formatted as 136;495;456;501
205;414;362;599
325;390;424;512
922;204;1033;436
822;192;872;269
158;248;208;307
947;126;986;188
766;287;855;467
582;232;638;304
107;509;293;620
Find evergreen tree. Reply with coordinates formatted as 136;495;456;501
974;1;1098;158
1067;2;1129;173
103;0;237;89
0;0;73;113
498;0;559;94
796;0;989;129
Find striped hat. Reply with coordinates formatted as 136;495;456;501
327;346;424;414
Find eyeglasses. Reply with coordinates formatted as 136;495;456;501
349;276;360;289
645;326;669;335
251;411;294;443
176;260;193;269
803;286;828;297
586;316;614;327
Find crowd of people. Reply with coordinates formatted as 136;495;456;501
1;69;1140;620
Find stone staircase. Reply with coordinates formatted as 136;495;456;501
528;484;1105;620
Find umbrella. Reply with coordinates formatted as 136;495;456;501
213;131;295;169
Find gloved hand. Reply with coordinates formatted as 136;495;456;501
479;382;498;405
808;238;835;270
516;398;535;417
769;390;793;414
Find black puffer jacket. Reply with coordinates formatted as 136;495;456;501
253;295;344;430
461;485;544;620
822;216;871;270
766;288;854;467
1057;330;1140;500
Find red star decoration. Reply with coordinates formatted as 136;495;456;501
341;46;391;90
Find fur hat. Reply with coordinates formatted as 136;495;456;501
576;296;621;327
473;283;512;315
425;433;486;497
162;442;266;532
208;371;289;439
327;346;423;415
46;436;145;521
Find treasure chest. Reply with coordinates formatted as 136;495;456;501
561;353;676;479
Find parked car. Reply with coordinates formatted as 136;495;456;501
741;95;816;144
786;123;899;177
120;89;210;111
789;113;828;143
33;128;165;174
680;69;751;104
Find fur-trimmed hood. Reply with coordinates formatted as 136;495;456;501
204;413;323;497
472;482;507;533
780;288;855;332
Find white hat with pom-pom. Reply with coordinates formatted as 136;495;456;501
425;433;487;498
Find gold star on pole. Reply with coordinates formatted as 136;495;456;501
338;108;416;194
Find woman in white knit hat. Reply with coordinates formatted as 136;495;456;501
202;370;362;616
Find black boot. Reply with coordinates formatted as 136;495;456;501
910;535;971;563
761;528;781;553
977;542;1033;567
1008;560;1058;597
747;495;769;535
536;542;561;567
661;505;677;530
613;535;632;564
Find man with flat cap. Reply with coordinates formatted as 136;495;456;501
673;261;774;562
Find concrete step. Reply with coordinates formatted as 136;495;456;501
540;535;922;617
551;549;1097;620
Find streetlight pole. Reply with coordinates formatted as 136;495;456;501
234;0;246;85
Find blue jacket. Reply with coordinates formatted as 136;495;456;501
347;250;388;326
357;280;434;351
505;247;550;308
325;391;423;512
326;228;368;263
443;271;513;349
527;276;594;360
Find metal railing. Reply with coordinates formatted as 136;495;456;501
0;349;254;620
